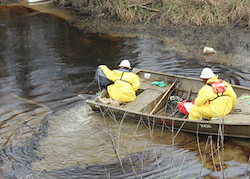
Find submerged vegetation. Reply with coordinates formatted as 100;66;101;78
57;0;250;30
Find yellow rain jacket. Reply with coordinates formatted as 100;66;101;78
100;65;140;102
189;75;237;120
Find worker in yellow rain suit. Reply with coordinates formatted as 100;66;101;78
189;67;237;120
99;59;140;102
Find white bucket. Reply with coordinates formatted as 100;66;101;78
203;47;216;54
184;102;193;113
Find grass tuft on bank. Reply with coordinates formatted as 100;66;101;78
57;0;250;29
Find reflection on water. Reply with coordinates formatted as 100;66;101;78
0;5;250;179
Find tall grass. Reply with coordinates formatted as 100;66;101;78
97;106;233;178
58;0;250;29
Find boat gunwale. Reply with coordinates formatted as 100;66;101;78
86;99;250;126
133;68;250;91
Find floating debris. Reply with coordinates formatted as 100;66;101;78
203;47;216;54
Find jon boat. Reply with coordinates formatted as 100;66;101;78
86;68;250;138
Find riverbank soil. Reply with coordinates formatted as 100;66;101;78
3;0;250;71
72;18;250;71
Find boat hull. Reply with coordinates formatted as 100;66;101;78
87;100;250;138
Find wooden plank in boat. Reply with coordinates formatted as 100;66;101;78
123;89;164;113
122;78;171;113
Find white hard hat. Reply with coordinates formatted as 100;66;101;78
200;68;216;79
119;59;131;69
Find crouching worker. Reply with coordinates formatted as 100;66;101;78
98;59;140;102
188;67;237;120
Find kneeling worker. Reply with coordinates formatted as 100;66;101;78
99;59;140;102
189;67;237;120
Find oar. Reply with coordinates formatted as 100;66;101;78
150;79;177;115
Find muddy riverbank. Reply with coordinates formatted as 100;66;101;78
4;1;250;71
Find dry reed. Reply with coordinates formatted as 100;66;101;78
57;0;250;29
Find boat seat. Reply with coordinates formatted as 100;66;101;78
123;89;164;113
123;81;171;113
138;78;168;93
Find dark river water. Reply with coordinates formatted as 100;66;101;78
1;4;250;179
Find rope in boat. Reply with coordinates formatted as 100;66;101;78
77;79;96;99
79;79;96;94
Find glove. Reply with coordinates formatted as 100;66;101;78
240;95;250;99
151;81;168;87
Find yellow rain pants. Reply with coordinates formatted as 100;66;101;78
100;65;140;102
189;75;237;120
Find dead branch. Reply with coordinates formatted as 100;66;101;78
128;1;154;7
139;5;160;12
128;1;160;12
